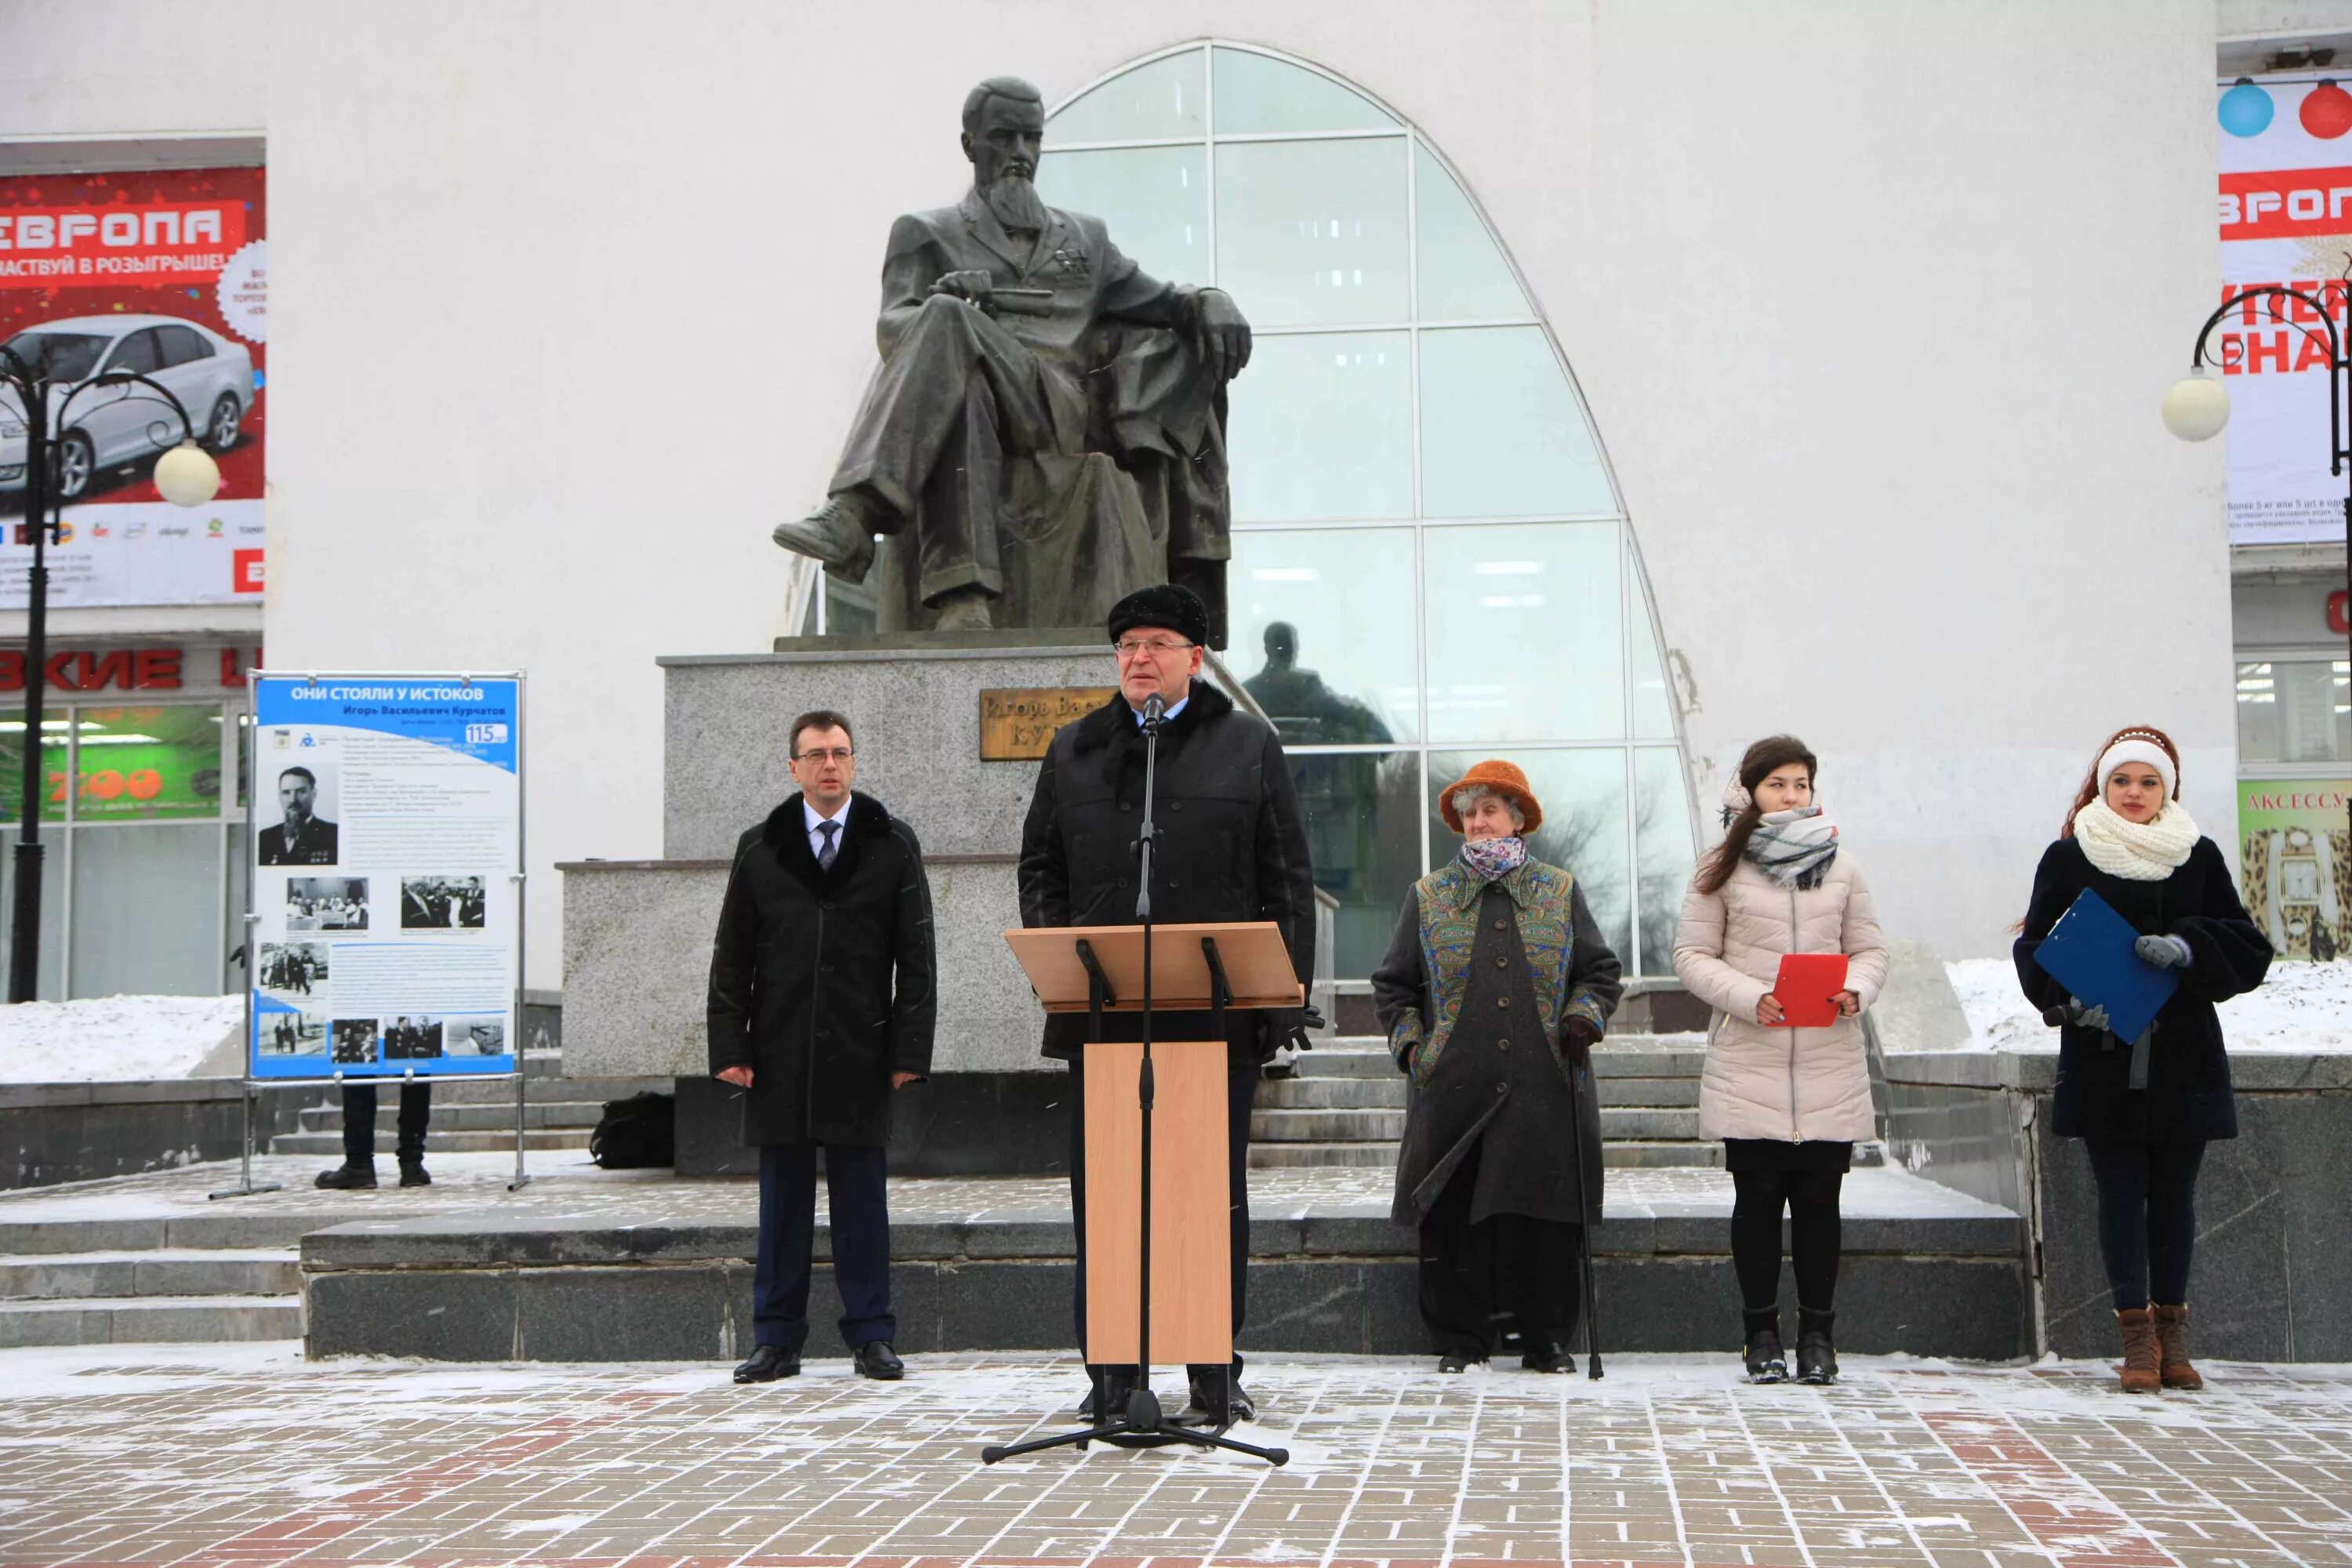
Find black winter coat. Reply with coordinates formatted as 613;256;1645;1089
1018;681;1316;1065
706;792;936;1148
2013;835;2270;1143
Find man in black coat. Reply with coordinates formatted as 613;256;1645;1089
709;710;937;1384
257;766;338;866
1018;583;1316;1425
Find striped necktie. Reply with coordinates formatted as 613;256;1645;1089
816;820;840;870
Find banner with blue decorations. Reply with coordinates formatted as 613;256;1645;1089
247;673;523;1080
2217;76;2352;544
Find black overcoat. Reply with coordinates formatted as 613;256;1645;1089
1373;879;1617;1229
1018;680;1316;1065
706;792;936;1148
2013;835;2270;1143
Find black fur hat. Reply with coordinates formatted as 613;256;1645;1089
1106;583;1209;647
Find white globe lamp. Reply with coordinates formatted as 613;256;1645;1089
2161;374;2231;442
154;439;223;506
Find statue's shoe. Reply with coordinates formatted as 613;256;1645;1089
774;498;877;580
931;588;994;631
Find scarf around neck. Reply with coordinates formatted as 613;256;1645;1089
1746;805;1840;888
1459;835;1529;882
2072;797;2199;880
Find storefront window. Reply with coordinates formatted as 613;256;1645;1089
0;708;71;823
2237;657;2352;764
71;705;225;820
71;822;221;996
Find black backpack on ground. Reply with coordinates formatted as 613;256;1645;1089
590;1091;676;1168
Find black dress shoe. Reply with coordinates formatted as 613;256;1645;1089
853;1340;905;1380
314;1162;377;1189
1521;1344;1576;1374
732;1345;800;1384
1178;1375;1256;1425
397;1160;431;1188
1437;1350;1482;1374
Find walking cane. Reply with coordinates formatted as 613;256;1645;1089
1563;1037;1604;1379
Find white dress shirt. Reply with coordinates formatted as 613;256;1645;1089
803;797;852;862
1131;695;1189;727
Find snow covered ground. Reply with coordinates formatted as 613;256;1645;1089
0;994;242;1083
1949;956;2352;1052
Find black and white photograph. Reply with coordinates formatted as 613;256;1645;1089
285;877;368;931
400;875;488;931
256;753;342;866
257;1010;329;1057
330;1018;378;1065
256;941;329;1001
381;1016;445;1060
439;1016;508;1056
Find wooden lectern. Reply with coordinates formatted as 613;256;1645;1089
1002;921;1301;1392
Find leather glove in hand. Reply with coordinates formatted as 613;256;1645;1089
2133;932;2193;970
1561;1015;1603;1067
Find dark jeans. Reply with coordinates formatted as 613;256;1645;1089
753;1142;895;1352
1730;1168;1844;1314
1418;1140;1582;1359
2082;1137;2207;1311
1068;1051;1254;1385
342;1081;430;1165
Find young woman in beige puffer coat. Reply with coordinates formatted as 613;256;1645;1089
1674;735;1888;1385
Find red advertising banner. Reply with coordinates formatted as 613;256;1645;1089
0;166;265;606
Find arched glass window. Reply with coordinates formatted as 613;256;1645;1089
1040;42;1693;978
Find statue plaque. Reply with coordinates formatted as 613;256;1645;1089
978;687;1116;760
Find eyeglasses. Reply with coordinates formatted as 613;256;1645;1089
1113;637;1196;660
793;747;855;764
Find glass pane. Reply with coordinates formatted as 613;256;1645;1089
227;820;249;993
1420;327;1615;517
71;822;221;996
1629;562;1675;739
1213;48;1396;135
1232;528;1417;741
823;574;879;637
1425;521;1622;742
2236;662;2280;762
1049;49;1205;143
1228;331;1411;521
1414;143;1526;319
69;703;225;821
1214;138;1407;326
1426;747;1632;968
236;708;250;808
2271;657;2351;764
0;830;65;999
0;707;69;823
1036;145;1208;285
1287;748;1421;978
1634;747;1697;979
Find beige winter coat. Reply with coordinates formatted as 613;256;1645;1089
1673;853;1889;1145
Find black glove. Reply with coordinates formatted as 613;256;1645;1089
2041;997;2112;1033
1260;1005;1323;1056
1561;1014;1603;1067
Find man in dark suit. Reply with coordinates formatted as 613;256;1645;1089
710;709;936;1385
774;75;1250;631
258;767;339;865
1018;584;1316;1426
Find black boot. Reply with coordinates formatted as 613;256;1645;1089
314;1161;377;1189
397;1159;431;1188
1742;1308;1787;1384
1794;1308;1838;1385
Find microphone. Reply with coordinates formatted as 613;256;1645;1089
1142;692;1165;729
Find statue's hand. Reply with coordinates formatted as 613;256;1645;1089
1194;288;1252;383
929;270;996;308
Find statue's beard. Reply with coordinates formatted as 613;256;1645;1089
984;172;1047;233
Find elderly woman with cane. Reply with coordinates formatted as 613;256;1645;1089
1373;760;1622;1374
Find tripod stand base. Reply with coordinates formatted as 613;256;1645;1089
206;1181;283;1201
979;1382;1288;1466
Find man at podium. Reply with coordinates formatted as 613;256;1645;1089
1018;583;1315;1424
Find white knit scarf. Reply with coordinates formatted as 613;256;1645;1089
1745;805;1840;888
2071;797;2200;880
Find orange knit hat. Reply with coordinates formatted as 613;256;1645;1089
1438;759;1543;835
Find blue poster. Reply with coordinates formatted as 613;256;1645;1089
247;673;522;1080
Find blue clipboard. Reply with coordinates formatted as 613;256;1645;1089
2033;887;2179;1042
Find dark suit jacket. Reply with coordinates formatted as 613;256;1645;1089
258;818;338;866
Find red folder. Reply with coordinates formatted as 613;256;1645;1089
1769;953;1849;1027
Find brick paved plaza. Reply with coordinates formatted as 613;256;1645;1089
2;1342;2347;1568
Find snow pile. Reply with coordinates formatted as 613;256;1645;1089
0;995;242;1083
1947;956;2352;1053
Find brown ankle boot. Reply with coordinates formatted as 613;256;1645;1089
2115;1308;2161;1393
2151;1304;2202;1390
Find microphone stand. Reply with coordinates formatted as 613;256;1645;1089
982;686;1287;1468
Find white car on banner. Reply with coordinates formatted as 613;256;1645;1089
0;314;255;502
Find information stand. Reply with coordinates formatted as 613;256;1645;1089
212;671;528;1199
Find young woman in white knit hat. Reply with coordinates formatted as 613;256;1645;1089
2013;725;2270;1394
1673;735;1887;1385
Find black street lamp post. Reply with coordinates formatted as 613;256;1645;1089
0;345;220;1003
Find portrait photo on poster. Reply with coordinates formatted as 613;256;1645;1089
381;1015;444;1060
256;743;342;866
331;1018;379;1065
285;877;367;931
256;940;328;1002
429;1014;506;1057
400;875;486;931
257;1010;330;1058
